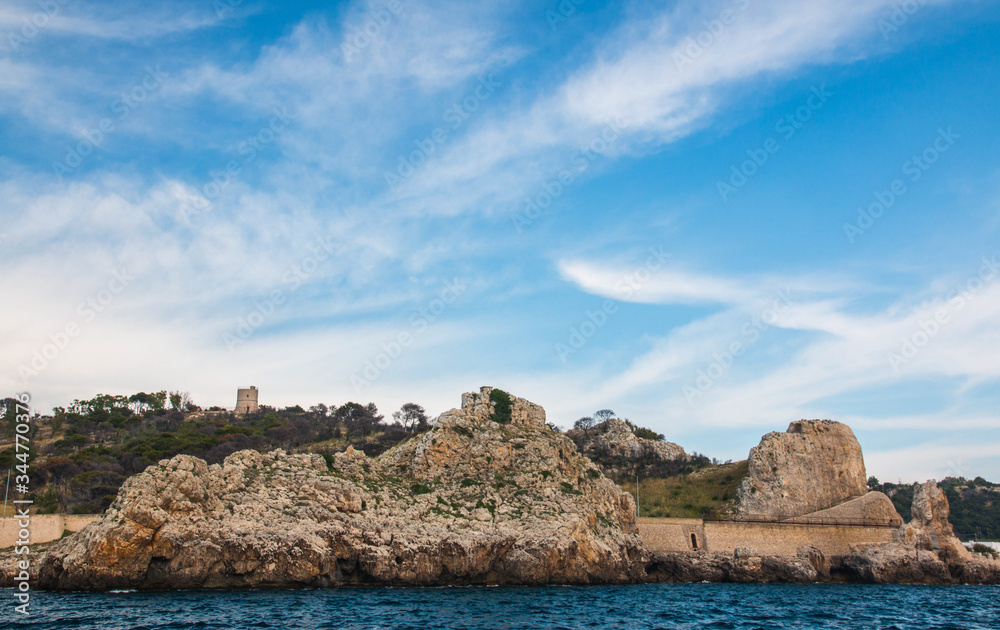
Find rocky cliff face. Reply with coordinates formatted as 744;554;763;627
33;388;643;590
735;420;867;518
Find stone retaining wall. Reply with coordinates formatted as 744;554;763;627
639;517;895;557
0;514;101;549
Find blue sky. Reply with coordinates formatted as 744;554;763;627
2;0;999;482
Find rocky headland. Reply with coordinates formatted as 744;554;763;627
27;387;643;590
4;389;998;589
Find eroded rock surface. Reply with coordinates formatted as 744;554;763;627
571;419;686;464
842;543;952;584
646;549;818;583
844;481;1000;584
32;389;643;590
736;420;867;518
896;480;972;565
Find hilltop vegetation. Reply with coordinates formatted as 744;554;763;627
0;393;427;514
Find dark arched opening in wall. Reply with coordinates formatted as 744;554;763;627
690;533;698;550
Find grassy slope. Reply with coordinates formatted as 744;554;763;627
617;461;749;519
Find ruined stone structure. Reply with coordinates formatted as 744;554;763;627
235;386;259;414
455;386;546;428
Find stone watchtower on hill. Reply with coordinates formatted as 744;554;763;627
235;386;259;414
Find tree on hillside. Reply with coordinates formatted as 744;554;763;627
393;403;428;432
309;403;328;417
593;409;615;422
335;402;384;436
573;416;596;435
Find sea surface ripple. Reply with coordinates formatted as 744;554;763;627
4;583;999;629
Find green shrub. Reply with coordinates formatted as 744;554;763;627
321;453;335;470
633;426;665;441
460;478;482;488
35;487;60;514
973;543;998;559
216;425;262;436
411;483;433;495
489;389;512;424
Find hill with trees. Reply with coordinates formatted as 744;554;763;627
0;393;427;515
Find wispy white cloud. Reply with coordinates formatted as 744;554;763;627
557;249;1000;437
0;1;225;41
1;0;995;485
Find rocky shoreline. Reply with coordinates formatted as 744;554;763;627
3;388;999;590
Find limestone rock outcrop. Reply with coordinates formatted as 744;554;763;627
646;549;818;583
895;480;972;567
33;389;643;591
571;419;686;464
841;543;952;584
735;420;867;518
844;480;1000;584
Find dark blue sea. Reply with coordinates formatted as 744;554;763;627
5;583;999;629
